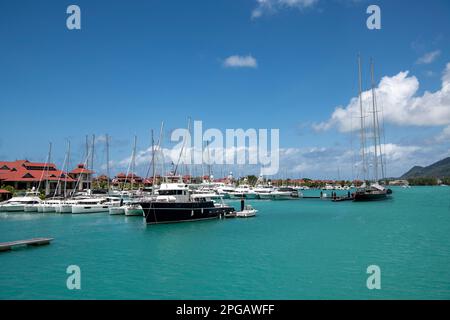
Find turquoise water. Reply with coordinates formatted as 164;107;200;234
1;186;450;300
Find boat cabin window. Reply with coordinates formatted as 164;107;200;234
158;190;187;196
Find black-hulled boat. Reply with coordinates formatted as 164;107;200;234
140;180;235;224
353;183;392;202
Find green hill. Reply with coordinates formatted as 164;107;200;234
401;157;450;179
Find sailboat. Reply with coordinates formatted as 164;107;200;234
354;57;392;202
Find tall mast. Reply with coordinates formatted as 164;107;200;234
91;134;95;172
85;135;89;170
151;129;155;195
91;134;95;190
64;140;71;198
370;58;379;182
174;118;191;176
106;134;110;192
358;54;367;182
131;135;137;190
45;142;52;195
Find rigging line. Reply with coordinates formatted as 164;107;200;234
37;142;52;194
373;82;385;181
71;146;92;198
52;142;70;199
378;94;389;179
64;141;71;198
358;54;368;182
370;58;379;182
174;117;191;176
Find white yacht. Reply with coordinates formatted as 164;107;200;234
254;185;275;200
270;187;301;200
0;192;42;212
109;205;126;215
71;198;111;214
40;199;64;213
215;184;235;199
229;185;258;199
124;203;144;216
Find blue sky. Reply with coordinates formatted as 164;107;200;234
0;0;449;179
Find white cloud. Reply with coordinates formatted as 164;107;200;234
109;140;447;179
416;50;441;65
436;125;450;142
251;0;319;19
314;62;450;132
223;55;258;68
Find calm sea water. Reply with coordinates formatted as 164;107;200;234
1;186;450;300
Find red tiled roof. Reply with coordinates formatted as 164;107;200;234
69;164;94;174
0;160;76;183
0;189;11;194
70;168;94;174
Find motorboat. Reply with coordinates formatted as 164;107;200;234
236;205;258;218
253;185;275;200
124;203;144;216
270;187;301;200
229;185;258;199
139;177;235;224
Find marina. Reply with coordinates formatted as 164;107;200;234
1;0;449;304
0;186;449;299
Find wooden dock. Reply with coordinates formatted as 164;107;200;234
332;197;354;202
0;238;54;252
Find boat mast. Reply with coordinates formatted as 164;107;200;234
358;54;367;182
91;134;95;189
37;142;52;195
106;134;110;192
372;63;386;181
151;129;155;195
131;135;137;190
65;140;70;198
85;135;89;170
370;58;379;182
174;118;191;177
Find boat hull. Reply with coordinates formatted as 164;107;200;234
354;191;388;202
5;205;24;212
24;205;38;212
71;205;110;214
58;205;73;214
42;205;56;213
109;207;125;215
229;193;259;200
141;201;235;224
125;207;144;216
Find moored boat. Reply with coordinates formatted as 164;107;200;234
140;178;235;224
236;205;258;218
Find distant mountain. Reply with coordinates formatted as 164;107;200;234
401;157;450;179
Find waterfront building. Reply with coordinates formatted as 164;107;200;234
0;160;77;195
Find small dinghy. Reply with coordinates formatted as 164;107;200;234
236;205;258;218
